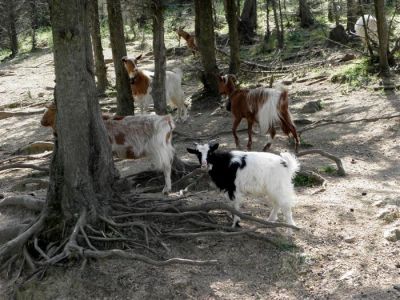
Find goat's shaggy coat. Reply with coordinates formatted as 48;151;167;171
122;55;188;121
217;74;299;152
41;103;175;193
354;15;378;45
187;142;300;228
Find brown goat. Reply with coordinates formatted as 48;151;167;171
176;27;198;55
217;74;299;152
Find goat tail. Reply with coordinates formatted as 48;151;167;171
151;115;175;171
280;152;300;178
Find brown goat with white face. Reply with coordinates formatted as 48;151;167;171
122;55;188;121
41;103;175;194
217;74;299;152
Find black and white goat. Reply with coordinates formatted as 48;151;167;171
187;142;300;228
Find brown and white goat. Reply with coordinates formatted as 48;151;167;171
176;27;198;55
122;55;188;122
217;74;300;152
41;103;175;194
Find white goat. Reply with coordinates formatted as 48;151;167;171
122;55;188;122
354;14;379;46
187;142;300;229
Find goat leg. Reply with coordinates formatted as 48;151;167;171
232;118;241;149
246;119;253;151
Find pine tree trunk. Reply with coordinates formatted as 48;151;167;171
225;0;240;74
346;0;357;32
152;0;167;115
89;0;108;95
194;0;220;98
30;0;38;51
238;0;257;43
272;0;283;49
106;0;134;115
47;0;116;226
6;1;18;57
374;0;390;75
299;0;315;28
264;0;271;44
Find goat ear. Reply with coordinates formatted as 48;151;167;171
121;56;128;62
209;142;219;152
187;148;198;154
136;54;143;61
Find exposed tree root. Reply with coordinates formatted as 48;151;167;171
297;149;346;176
0;195;45;212
0;190;298;280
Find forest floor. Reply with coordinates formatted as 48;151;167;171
0;40;400;299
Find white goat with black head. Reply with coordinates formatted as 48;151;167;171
187;142;300;228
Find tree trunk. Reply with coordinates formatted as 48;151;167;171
271;0;283;49
194;0;220;98
152;0;167;115
374;0;390;75
106;0;134;115
89;0;108;95
346;0;357;32
264;0;271;45
47;0;116;227
238;0;257;43
30;0;38;51
299;0;314;28
225;0;240;74
6;1;18;57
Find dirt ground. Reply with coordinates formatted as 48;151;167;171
0;42;399;299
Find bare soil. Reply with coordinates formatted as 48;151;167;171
0;43;399;299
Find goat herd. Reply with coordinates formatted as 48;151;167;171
40;48;303;230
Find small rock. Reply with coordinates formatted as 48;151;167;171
350;208;354;212
38;92;45;97
383;227;400;242
372;200;385;207
344;236;356;243
351;158;356;164
301;100;323;113
361;192;367;196
377;206;400;223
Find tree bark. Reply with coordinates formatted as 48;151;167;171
47;0;116;227
299;0;314;28
238;0;257;43
152;0;167;115
30;0;38;51
346;0;357;32
194;0;220;98
264;0;271;45
106;0;134;115
6;1;18;57
271;0;283;49
374;0;390;75
89;0;108;95
225;0;240;74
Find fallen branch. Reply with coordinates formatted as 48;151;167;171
0;109;45;120
0;195;45;212
0;163;49;173
299;113;400;135
83;249;217;266
180;202;299;230
297;149;345;176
